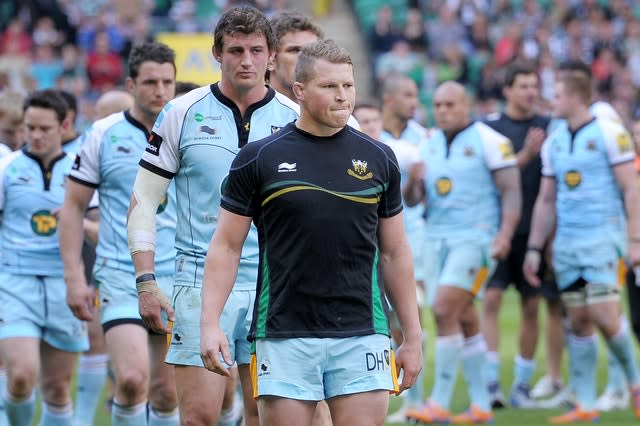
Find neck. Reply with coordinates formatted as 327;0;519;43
129;106;155;132
382;110;407;138
296;115;343;138
271;81;295;103
32;147;63;169
504;103;534;120
567;107;592;131
219;80;268;116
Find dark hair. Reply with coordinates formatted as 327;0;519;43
504;63;538;87
128;41;176;80
57;90;77;114
175;81;199;96
354;100;381;112
557;60;592;80
213;6;275;54
23;89;68;123
269;11;324;51
295;39;352;83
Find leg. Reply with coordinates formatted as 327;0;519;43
627;268;640;343
311;401;332;426
105;324;151;426
238;364;259;426
39;342;78;426
509;294;539;408
74;313;108;426
481;287;503;397
327;391;388;426
148;333;178;425
258;397;316;426
0;338;38;426
218;367;243;426
544;298;565;388
175;365;226;425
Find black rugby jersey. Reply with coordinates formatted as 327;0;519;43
221;122;403;340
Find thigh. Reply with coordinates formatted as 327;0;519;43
581;240;625;288
174;365;226;423
258;396;316;426
166;285;203;367
225;289;255;366
327;390;388;426
104;323;150;385
324;335;397;399
148;333;177;409
94;264;141;325
0;274;44;340
0;337;40;379
43;276;89;352
440;240;495;297
423;239;445;307
40;341;77;404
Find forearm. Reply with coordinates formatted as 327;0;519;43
60;204;88;283
402;180;425;207
624;187;640;239
498;187;521;240
82;218;99;246
528;200;555;249
200;240;241;328
132;251;157;276
381;242;422;343
516;150;533;169
127;168;169;255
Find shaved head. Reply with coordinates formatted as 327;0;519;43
382;74;418;123
433;81;471;133
95;90;134;119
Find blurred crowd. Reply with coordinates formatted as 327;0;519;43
0;0;287;131
364;0;640;127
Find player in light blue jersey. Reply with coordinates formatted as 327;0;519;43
524;68;640;424
0;90;89;426
126;7;299;426
378;74;428;422
405;82;521;424
59;42;179;426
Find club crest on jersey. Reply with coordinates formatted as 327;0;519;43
347;159;373;180
271;125;282;134
464;146;475;156
31;210;57;236
435;177;452;196
586;140;597;151
564;170;581;189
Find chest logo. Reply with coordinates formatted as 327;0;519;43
564;170;581;189
347;159;373;180
277;162;297;173
271;126;282;134
586;140;597;151
435;177;452;196
464;146;475;156
200;125;216;135
31;209;57;236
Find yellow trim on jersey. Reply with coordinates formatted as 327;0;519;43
250;353;259;399
471;266;489;296
262;186;380;207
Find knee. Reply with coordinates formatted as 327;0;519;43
40;380;71;406
7;365;37;398
116;369;148;401
483;290;502;315
432;305;455;329
180;413;215;426
149;379;177;410
521;298;540;322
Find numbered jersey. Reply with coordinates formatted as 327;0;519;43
541;117;633;240
0;149;74;276
140;84;299;289
69;111;177;275
422;121;517;240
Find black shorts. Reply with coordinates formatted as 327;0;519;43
488;235;558;300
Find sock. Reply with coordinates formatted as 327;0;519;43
461;334;490;412
430;334;463;410
404;332;427;407
568;334;597;411
486;351;500;389
149;406;179;426
74;354;108;426
0;368;7;426
112;400;147;426
512;355;535;390
41;402;73;426
606;320;640;388
3;392;35;426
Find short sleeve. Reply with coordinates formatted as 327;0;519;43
220;143;261;217
139;103;180;179
540;137;554;177
601;120;635;166
68;125;101;188
378;146;403;218
0;152;17;211
478;124;517;170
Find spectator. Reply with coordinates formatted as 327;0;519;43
369;6;400;59
30;44;64;90
86;31;124;93
403;8;428;53
0;18;31;57
375;39;424;86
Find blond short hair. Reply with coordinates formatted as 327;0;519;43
294;39;352;84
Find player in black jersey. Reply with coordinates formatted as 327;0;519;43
200;39;423;425
481;64;552;409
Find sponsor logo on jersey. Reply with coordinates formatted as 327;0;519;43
16;176;31;184
464;146;475;156
31;209;57;236
271;126;282;134
564;170;581;189
199;125;216;135
146;132;163;156
617;132;633;153
194;113;205;122
72;155;81;170
365;350;390;371
277;162;297;173
257;359;271;376
347;159;373;180
435;177;452;196
586;140;597;151
498;140;515;160
116;146;132;154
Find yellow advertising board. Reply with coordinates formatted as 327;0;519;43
156;33;221;85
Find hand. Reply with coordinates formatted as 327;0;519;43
521;127;546;160
523;249;542;287
66;279;95;321
137;277;175;334
393;337;423;394
200;323;232;377
490;232;511;261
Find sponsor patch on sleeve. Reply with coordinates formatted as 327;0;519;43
72;154;81;170
146;132;163;156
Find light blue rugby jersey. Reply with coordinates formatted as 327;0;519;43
62;134;84;155
139;84;299;290
68;111;177;275
421;121;517;240
0;148;73;276
380;121;427;246
541;117;633;241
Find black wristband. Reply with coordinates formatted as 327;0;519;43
136;273;156;284
527;247;543;254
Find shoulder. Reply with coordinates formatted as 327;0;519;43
85;112;127;142
272;91;301;116
346;126;398;161
473;121;509;142
0;150;23;171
